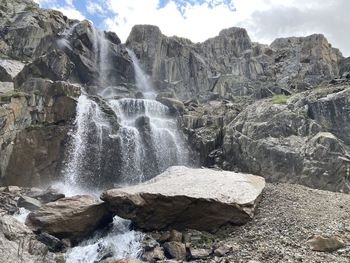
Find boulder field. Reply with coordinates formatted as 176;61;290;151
1;175;350;262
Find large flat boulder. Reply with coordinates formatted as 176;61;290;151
101;166;265;232
26;195;113;241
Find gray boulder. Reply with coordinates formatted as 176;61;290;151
101;166;265;232
26;195;113;240
17;195;41;211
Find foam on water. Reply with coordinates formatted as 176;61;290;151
65;217;143;263
13;207;30;224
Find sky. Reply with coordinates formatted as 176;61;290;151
34;0;350;56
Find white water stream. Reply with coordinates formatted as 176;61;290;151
66;217;143;263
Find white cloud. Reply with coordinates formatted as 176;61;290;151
104;0;238;43
86;1;105;15
33;0;85;21
236;0;350;56
53;5;86;20
103;0;350;56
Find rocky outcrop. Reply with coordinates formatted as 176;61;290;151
0;0;68;60
26;195;113;241
59;20;134;87
180;99;243;165
220;84;350;193
127;25;343;100
0;80;80;186
101;166;265;232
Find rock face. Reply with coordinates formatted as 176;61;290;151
222;84;350;193
127;25;342;100
0;80;81;186
101;166;265;232
0;0;349;196
26;195;113;240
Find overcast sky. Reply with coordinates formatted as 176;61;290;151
34;0;350;57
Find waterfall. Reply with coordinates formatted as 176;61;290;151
62;46;188;187
57;22;79;51
126;48;156;99
60;35;189;262
109;98;187;183
62;94;114;193
92;27;110;87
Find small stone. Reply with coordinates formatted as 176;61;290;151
101;258;142;263
169;230;183;242
143;235;159;251
190;248;211;259
213;244;232;257
159;231;171;242
5;186;21;192
36;232;65;252
306;235;345;252
32;187;65;203
163;241;187;261
17;196;42;211
26;195;113;241
141;246;165;261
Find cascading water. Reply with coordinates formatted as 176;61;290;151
109;98;187;183
60;31;189;262
62;94;114;194
126;48;156;99
65;217;143;263
90;26;111;87
57;22;79;50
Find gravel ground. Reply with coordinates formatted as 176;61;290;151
214;183;350;263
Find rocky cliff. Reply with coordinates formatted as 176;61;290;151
126;25;343;100
1;0;350;193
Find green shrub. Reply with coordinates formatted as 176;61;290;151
272;94;289;104
26;124;44;131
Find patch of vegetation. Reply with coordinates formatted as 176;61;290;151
2;90;30;99
198;232;216;246
26;124;44;131
298;108;308;118
24;4;38;12
272;94;289;104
